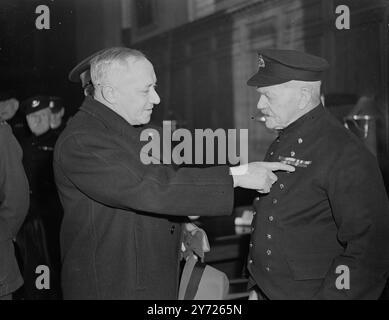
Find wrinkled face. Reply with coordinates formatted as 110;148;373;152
112;58;160;125
0;98;19;121
256;83;301;130
26;108;51;136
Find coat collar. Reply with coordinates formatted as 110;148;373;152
79;97;143;138
278;103;325;137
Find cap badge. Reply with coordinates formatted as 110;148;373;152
258;55;265;69
32;100;40;108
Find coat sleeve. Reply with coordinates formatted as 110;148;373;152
55;132;234;217
0;125;29;241
314;144;389;299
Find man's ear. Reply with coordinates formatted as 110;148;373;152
297;86;312;110
101;85;116;105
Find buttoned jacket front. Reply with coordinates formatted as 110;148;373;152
248;105;389;300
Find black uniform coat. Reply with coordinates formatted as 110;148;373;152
248;105;389;300
0;122;29;297
16;129;63;299
53;97;234;300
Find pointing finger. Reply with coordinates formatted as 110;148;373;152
262;162;295;172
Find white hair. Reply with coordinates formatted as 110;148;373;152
282;80;322;105
90;47;146;87
283;80;321;91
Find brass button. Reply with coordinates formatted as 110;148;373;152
251;226;255;232
268;216;274;222
249;259;253;264
266;266;270;272
266;234;272;240
266;249;272;255
280;184;284;189
298;138;303;144
290;151;296;157
170;225;175;234
270;151;274;155
255;197;260;201
253;211;257;216
249;242;253;248
272;198;278;204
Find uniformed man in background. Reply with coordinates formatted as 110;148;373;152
247;49;389;300
15;96;63;299
49;96;66;133
0;119;29;300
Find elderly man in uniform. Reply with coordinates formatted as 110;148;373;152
54;47;295;300
0;119;29;300
246;49;389;300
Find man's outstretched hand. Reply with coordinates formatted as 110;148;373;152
230;162;295;193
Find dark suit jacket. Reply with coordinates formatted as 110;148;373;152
248;105;389;300
0;122;29;297
53;97;234;299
